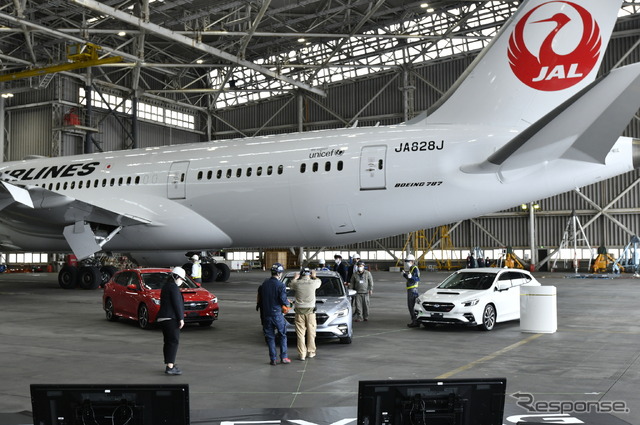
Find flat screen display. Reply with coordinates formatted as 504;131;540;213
357;378;506;425
30;384;190;425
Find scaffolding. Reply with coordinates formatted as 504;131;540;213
550;211;594;273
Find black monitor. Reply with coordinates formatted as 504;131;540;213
30;384;190;425
357;378;506;425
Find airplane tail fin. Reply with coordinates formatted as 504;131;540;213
420;0;623;127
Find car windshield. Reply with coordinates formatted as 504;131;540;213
284;276;345;297
141;272;198;290
437;272;496;290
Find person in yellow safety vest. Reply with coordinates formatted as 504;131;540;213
402;254;421;327
190;254;202;284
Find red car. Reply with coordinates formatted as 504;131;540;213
103;268;219;329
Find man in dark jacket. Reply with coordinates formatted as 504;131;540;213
157;267;186;375
333;254;348;283
258;263;291;365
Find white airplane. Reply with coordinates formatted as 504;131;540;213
1;0;640;288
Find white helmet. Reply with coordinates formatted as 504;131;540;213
190;254;199;261
405;254;415;262
319;258;326;265
172;266;186;279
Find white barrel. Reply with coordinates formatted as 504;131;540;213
520;285;557;333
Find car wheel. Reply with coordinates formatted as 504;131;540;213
198;320;213;327
78;266;101;290
104;298;118;322
138;304;151;329
215;263;231;282
58;265;78;289
339;336;352;344
479;304;496;331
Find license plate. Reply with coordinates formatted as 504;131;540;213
431;313;443;319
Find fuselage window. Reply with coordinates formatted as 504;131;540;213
197;171;203;180
78;181;83;189
102;179;107;187
312;162;318;172
217;170;222;179
126;176;132;185
246;168;252;177
300;163;306;173
180;173;185;183
135;176;140;185
337;160;344;171
378;159;384;170
118;177;123;186
110;178;115;187
277;165;283;175
56;182;61;190
86;180;91;188
70;181;76;189
226;169;232;178
267;165;273;175
257;166;263;176
63;182;68;190
325;162;331;172
207;170;213;180
236;168;242;178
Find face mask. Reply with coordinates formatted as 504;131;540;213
404;262;412;271
357;266;364;273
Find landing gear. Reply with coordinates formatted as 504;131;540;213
57;257;120;290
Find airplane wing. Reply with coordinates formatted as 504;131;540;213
0;178;153;258
460;62;640;179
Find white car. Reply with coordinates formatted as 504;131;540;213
414;268;541;331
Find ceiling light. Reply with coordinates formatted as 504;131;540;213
298;38;306;43
196;59;204;64
420;3;429;7
1;93;14;98
118;31;126;36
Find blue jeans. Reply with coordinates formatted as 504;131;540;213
263;314;288;361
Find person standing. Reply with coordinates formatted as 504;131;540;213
157;267;186;375
402;255;421;328
350;261;373;322
190;254;202;284
333;254;348;283
258;263;291;365
346;254;361;284
289;268;322;360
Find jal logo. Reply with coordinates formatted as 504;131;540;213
508;1;601;91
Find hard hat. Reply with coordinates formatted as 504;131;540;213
357;261;365;266
319;258;326;264
172;266;186;279
191;254;199;261
300;267;311;276
405;254;415;262
271;263;284;274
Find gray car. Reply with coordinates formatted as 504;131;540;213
282;270;354;344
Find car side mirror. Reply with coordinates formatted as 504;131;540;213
127;283;137;291
348;289;356;297
496;281;510;291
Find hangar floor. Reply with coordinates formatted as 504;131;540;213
0;270;638;425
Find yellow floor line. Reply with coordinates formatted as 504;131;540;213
436;333;544;379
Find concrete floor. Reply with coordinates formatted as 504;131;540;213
0;270;638;425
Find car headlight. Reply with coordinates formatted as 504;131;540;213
336;308;348;318
151;298;161;305
211;297;218;304
462;299;479;307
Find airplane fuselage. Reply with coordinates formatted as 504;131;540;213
0;122;634;255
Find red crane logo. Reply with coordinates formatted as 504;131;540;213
508;1;601;91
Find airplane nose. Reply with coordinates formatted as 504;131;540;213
633;138;640;169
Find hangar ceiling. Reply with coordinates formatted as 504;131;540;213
1;1;640;111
